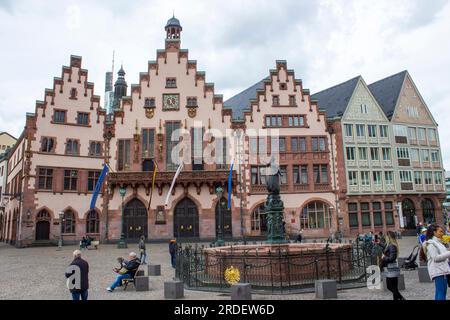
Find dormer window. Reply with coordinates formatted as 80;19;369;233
166;78;177;88
187;97;198;107
145;98;156;107
70;88;77;99
272;95;280;106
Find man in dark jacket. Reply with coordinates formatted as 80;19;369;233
65;250;89;300
107;252;141;292
169;240;177;268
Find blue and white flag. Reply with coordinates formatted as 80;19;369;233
227;158;234;209
89;164;109;210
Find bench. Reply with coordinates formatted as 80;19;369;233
87;241;99;250
122;265;141;291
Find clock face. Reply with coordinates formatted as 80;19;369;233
163;94;180;111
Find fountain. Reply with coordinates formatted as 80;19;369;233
179;159;363;291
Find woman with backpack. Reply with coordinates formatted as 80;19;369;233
380;231;405;300
420;224;450;300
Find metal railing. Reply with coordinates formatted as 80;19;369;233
175;239;372;294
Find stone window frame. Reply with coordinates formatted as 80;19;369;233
76;112;90;126
88;141;103;157
37;167;53;190
69;88;78;100
53;109;67;124
63;169;79;191
165;77;177;88
65;139;80;156
87;170;101;192
40;136;57;153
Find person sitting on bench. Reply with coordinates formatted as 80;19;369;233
80;236;88;249
107;252;141;292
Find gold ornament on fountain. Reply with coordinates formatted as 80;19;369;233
224;266;240;285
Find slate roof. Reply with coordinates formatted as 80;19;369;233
368;70;407;119
223;77;268;120
310;76;361;118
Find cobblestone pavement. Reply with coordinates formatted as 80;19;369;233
0;236;436;300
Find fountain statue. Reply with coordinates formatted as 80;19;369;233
265;157;288;244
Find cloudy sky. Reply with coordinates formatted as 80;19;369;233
1;0;450;167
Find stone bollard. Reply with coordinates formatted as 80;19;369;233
382;274;405;291
231;283;252;300
418;266;432;283
164;280;184;299
135;276;149;291
148;264;161;276
136;270;144;277
315;279;337;299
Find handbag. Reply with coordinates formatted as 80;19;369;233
118;267;128;275
384;262;401;278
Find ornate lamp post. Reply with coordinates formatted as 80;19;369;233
215;186;225;247
117;186;128;248
57;211;64;251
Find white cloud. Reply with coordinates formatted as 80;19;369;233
1;0;450;168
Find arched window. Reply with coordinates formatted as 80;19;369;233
86;210;99;234
62;210;75;234
421;199;435;224
301;201;331;229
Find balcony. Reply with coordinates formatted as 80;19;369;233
294;184;309;192
314;183;332;192
108;169;236;195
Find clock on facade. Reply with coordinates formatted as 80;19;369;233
162;94;180;111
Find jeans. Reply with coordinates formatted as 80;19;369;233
110;274;131;290
71;290;88;300
140;251;147;264
170;253;176;268
434;275;448;300
386;277;404;300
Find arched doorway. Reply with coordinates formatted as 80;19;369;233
251;203;267;235
215;197;232;238
402;199;416;229
35;210;51;241
123;199;148;241
174;197;199;238
422;199;435;224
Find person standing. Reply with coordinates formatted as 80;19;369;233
421;224;450;300
139;236;147;265
65;250;89;300
380;231;405;300
169;239;177;268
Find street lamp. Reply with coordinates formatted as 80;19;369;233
117;186;128;248
215;186;225;247
57;211;64;251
